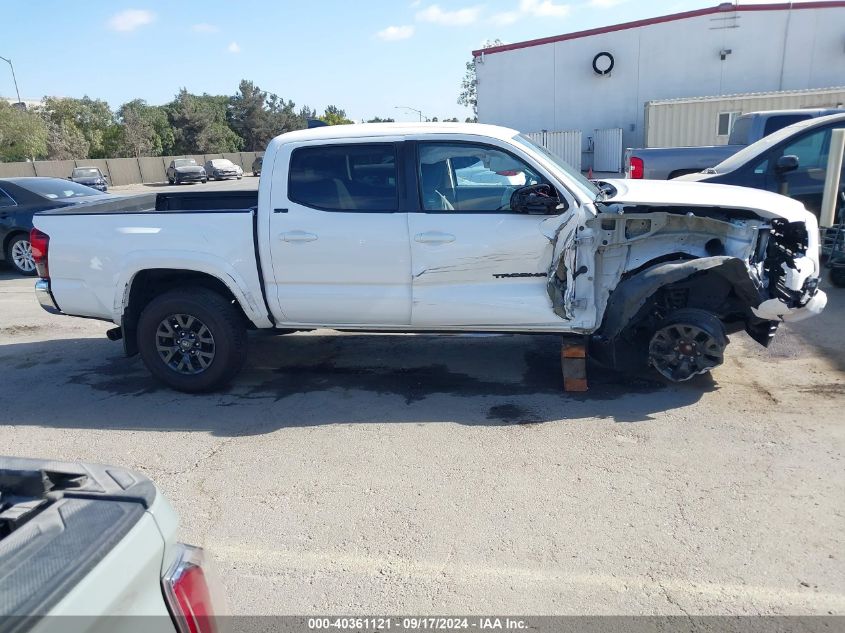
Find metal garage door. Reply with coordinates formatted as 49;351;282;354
525;130;582;172
593;127;623;173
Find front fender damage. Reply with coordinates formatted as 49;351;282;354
589;256;775;372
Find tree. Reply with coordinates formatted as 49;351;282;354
118;104;155;158
366;116;395;123
228;80;306;150
116;100;175;157
167;89;243;154
228;80;272;151
320;105;353;126
458;39;502;118
42;96;115;158
45;120;88;160
0;101;48;161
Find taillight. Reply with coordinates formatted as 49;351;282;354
162;545;221;633
30;228;50;278
628;156;644;179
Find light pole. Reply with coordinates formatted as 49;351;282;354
394;105;425;122
0;55;22;105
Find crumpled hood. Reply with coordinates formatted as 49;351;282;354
601;178;811;223
175;166;205;174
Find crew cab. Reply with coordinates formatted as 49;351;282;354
0;455;223;631
31;123;827;391
625;108;843;180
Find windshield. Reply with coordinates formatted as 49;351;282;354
512;134;601;201
712;115;841;173
174;159;197;167
71;168;101;179
22;178;106;200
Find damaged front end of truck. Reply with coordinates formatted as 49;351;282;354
547;191;827;382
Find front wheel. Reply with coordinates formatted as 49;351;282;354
647;309;727;382
830;265;845;288
137;288;247;392
6;234;36;276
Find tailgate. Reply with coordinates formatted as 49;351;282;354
0;457;156;623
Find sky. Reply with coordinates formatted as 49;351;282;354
1;0;827;122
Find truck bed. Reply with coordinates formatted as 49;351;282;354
36;190;258;215
0;456;156;621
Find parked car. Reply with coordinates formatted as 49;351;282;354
252;155;263;177
1;177;109;275
204;158;243;180
675;112;845;216
454;156;527;186
167;158;207;185
33;123;826;392
69;166;109;191
625;109;844;180
0;455;224;629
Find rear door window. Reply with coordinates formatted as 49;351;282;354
763;115;810;137
288;144;398;211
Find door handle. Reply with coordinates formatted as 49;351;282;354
281;231;318;243
414;231;456;244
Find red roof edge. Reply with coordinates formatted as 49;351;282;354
471;2;845;58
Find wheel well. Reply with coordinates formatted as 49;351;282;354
591;257;763;372
122;269;252;355
3;230;29;255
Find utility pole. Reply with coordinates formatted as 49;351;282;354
0;55;22;106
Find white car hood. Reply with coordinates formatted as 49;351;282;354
601;178;810;223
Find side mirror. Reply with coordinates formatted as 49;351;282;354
775;154;799;175
510;184;563;215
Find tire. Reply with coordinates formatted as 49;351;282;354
137;288;247;392
647;308;727;382
202;179;207;184
6;234;36;276
830;266;845;288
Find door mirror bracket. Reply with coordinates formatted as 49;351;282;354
510;184;564;215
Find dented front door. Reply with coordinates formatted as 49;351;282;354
409;141;575;327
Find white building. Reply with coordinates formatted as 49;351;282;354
475;1;845;170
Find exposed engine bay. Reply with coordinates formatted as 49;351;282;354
546;198;827;380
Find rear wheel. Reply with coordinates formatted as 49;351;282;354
6;234;36;276
137;288;247;392
648;309;727;382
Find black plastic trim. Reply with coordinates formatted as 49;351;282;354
251;208;275;326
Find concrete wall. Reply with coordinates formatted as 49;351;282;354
0;152;264;185
476;4;845;160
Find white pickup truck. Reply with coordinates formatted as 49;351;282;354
31;123;827;392
0;456;222;632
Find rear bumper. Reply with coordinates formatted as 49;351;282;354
35;279;62;314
